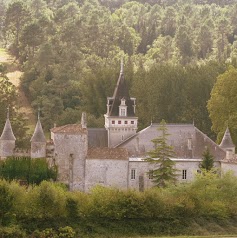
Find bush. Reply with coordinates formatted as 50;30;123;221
0;180;14;226
58;226;76;238
32;227;76;238
0;157;57;185
27;181;67;219
0;226;26;238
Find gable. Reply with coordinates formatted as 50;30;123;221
117;123;225;160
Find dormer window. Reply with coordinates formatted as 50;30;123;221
120;108;126;116
119;98;127;117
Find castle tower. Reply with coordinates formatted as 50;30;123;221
50;113;88;191
30;110;46;158
0;108;16;157
104;59;138;147
220;127;235;153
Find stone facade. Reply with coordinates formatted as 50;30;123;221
51;124;88;191
1;64;237;192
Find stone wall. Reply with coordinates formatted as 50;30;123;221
221;161;237;176
0;140;15;157
31;142;46;158
127;158;221;190
85;159;128;192
52;132;87;191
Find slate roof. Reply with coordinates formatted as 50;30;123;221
108;66;135;117
31;119;46;142
88;128;108;148
0;118;16;141
220;127;235;149
87;147;128;160
117;123;226;160
51;124;87;134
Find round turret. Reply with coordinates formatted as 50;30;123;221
0;111;16;157
220;127;235;153
31;117;46;158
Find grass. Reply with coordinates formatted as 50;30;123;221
0;48;36;129
0;48;9;62
119;236;237;238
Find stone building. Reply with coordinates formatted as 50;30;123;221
0;63;237;191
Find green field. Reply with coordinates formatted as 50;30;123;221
122;236;237;238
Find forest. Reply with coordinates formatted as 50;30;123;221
0;0;237;146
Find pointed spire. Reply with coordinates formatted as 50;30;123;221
120;57;124;74
81;112;87;129
7;106;9;119
38;107;40;120
31;111;46;142
108;58;135;117
0;107;16;141
220;127;235;149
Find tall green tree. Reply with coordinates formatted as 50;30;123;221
208;66;237;145
146;119;177;187
199;147;214;171
4;1;31;57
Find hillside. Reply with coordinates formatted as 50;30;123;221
1;0;237;145
0;48;35;130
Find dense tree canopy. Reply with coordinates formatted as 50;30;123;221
0;0;237;143
0;68;29;148
208;66;237;145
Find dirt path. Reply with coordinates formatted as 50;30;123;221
0;48;36;128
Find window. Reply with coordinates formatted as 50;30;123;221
120;108;126;116
148;170;153;179
112;120;115;124
131;169;136;180
118;120;121;124
125;121;128;124
182;170;187;180
131;121;134;124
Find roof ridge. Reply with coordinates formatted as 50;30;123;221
194;127;225;151
115;125;152;148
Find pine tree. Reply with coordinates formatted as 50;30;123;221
146;120;177;187
200;147;214;171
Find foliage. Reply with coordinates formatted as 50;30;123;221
0;173;237;236
0;157;57;185
146;120;178;187
0;180;14;225
0;0;236;140
32;226;76;238
208;65;237;145
0;73;29;148
199;147;214;171
0;226;26;238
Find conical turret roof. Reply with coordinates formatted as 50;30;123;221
108;59;135;117
220;127;235;149
31;118;46;142
0;118;16;141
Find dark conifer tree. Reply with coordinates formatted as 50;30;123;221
146;119;178;187
200;147;214;171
